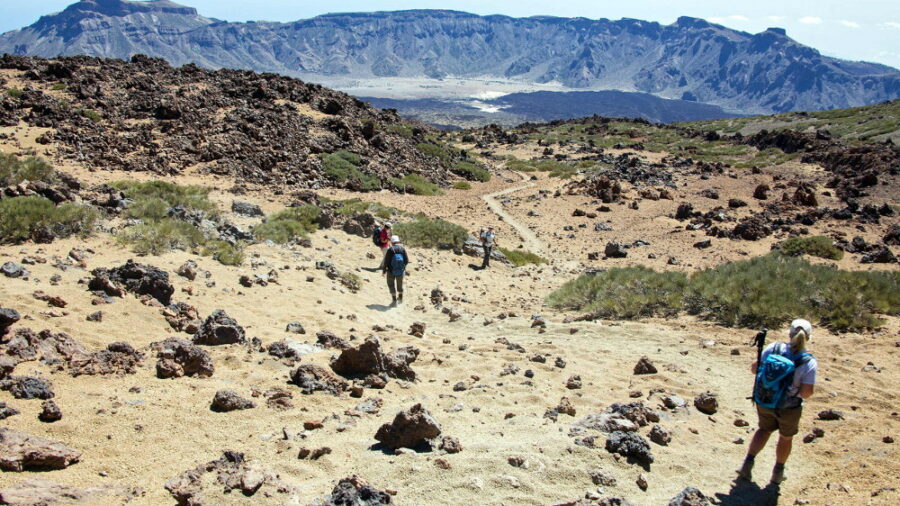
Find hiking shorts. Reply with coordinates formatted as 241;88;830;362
756;405;803;437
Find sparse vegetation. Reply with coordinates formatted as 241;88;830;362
321;151;381;191
499;248;546;267
504;157;579;178
202;240;245;266
452;181;472;190
5;88;23;99
117;218;205;255
386;123;414;138
415;143;451;163
452;161;491;182
78;109;102;122
547;253;899;332
390;174;443;196
0;152;57;185
252;205;319;244
0;196;99;244
51;83;67;91
394;217;468;249
329;198;398;220
775;236;844;260
112;180;218;218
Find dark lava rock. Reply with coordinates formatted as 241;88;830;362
290;364;348;395
175;261;198;281
374;403;442;450
38;400;62;422
210;390;256;412
231;200;264;217
0;308;20;334
649;425;672;446
69;342;144;376
439;436;463;454
606;402;660;427
0;376;54;400
163;302;201;334
267;341;300;360
604;242;628;258
693;239;712;249
753;184;770;200
193;310;245;345
633;356;657;375
285;322;306;334
323;475;392;506
408;322;426;338
728;198;748;208
605;431;653;465
693;392;718;415
1;262;28;279
89;260;174;305
566;375;582;389
0;402;20;420
151;337;214;378
699;189;719;200
817;409;845;421
732;216;771;241
330;336;419;382
0;427;81;471
885;224;900;246
675;203;694;220
0;328;86;367
667;487;711;506
316;330;350;350
861;246;897;264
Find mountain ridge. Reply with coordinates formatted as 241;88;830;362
1;1;898;116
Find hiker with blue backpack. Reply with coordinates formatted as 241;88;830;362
738;319;818;485
380;235;409;306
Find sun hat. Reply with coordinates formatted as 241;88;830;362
391;235;400;243
385;222;393;228
789;319;812;336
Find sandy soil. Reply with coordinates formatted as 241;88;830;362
0;127;898;505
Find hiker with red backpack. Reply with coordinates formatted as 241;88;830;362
380;235;409;306
373;222;392;251
738;319;818;485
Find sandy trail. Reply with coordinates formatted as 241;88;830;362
481;171;544;255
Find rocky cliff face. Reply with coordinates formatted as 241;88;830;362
1;2;898;115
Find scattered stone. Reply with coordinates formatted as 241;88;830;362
0;402;20;420
753;184;770;200
802;427;825;443
193;310;245;345
589;469;617;486
566;375;582;389
285;322;306;334
290;364;348;395
439;436;462;454
818;409;845;421
734;419;749;427
667;487;711;506
320;475;392;506
0;308;19;337
0;376;54;400
606;402;660;427
604;242;628;258
633;356;657;375
89;260;174;305
162;302;201;334
1;262;28;279
86;311;103;322
330;336;419;382
662;395;687;410
210;390;255;412
883;436;894;444
555;357;567;369
508;456;527;468
69;342;144;376
165;451;293;504
176;261;198;281
38;400;62;423
317;330;350;349
374;403;441;450
693;239;712;249
151;337;214;378
298;447;332;460
637;473;649;491
407;321;426;338
232;200;264;217
693;392;718;415
605;431;653;465
0;428;81;471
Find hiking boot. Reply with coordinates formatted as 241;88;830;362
390;295;397;306
397;293;403;303
736;459;754;481
770;465;786;484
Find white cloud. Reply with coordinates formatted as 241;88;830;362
840;20;860;29
799;16;823;25
728;15;750;22
883;22;900;29
768;16;785;23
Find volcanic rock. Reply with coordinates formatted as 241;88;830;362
1;262;28;279
0;377;54;400
165;451;292;504
0;402;20;420
193;310;245;345
604;242;628;258
633;356;657;375
605;431;653;465
408;322;426;337
322;475;392;506
163;302;201;334
210;390;256;412
231;200;264;217
667;487;711;506
316;330;350;350
38;400;62;423
68;342;144;376
0;308;20;336
649;425;672;446
693;392;718;414
89;260;174;305
151;337;214;378
374;403;442;450
330;337;419;381
0;428;81;471
0;328;86;366
290;364;348;395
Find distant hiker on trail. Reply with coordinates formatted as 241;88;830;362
373;222;392;252
381;235;409;306
738;319;818;485
479;225;496;269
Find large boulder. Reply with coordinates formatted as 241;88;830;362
330;337;419;382
68;342;144;376
210;390;255;412
231;200;264;217
605;431;653;465
151;337;214;378
89;260;174;305
0;377;54;399
1;328;86;366
0;308;20;336
374;403;441;450
0;428;81;471
290;364;348;395
193;310;245;345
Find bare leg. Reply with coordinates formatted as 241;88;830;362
748;429;773;457
775;435;793;464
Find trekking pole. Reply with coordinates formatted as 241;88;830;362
747;328;767;402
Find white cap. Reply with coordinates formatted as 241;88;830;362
391;235;400;244
790;319;812;336
385;222;392;228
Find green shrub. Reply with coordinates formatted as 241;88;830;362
452;161;491;182
202;240;245;266
5;89;22;99
390;174;443;195
51;83;67;91
78;109;102;123
776;236;844;260
546;267;687;319
0;153;57;185
0;196;98;244
111;180;218;218
338;272;363;292
117;218;205;255
453;182;472;190
332;198;397;220
499;248;546;267
394;218;468;249
415;143;450;163
253;205;319;244
546;253;899;332
386;124;414;138
321;151;381;190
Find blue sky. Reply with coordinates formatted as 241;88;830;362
3;0;899;68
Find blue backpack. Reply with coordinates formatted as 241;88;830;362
753;343;811;409
389;247;406;276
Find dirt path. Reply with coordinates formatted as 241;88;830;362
481;171;545;255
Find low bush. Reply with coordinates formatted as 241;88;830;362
499;248;547;267
5;88;23;99
202;240;245;266
776;236;844;260
330;198;397;220
78;109;102;123
546;253;899;332
253;205;319;244
0;153;57;185
452;181;472;190
51;83;67;91
416;143;450;163
394;217;468;249
321;151;381;190
117;218;205;255
390;174;443;196
452;161;491;182
386;124;414;138
0;196;99;244
111;180;218;218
